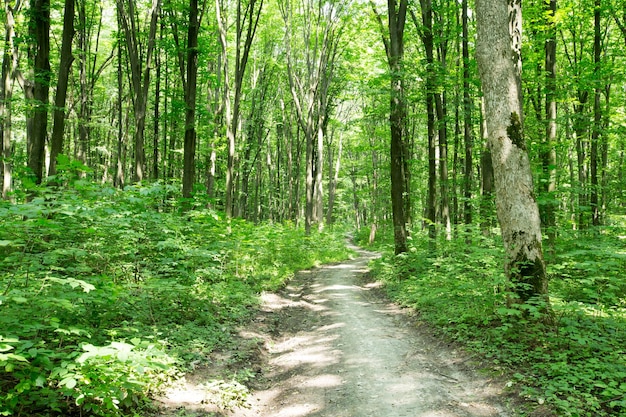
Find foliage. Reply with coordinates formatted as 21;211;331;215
370;225;626;417
0;179;353;416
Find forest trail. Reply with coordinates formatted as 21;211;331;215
158;244;512;417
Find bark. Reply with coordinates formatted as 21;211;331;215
153;24;161;181
435;89;451;240
28;0;51;184
49;0;75;176
326;132;342;226
1;0;19;199
462;0;473;227
590;0;601;226
115;19;125;188
182;0;200;199
410;7;437;241
475;0;549;304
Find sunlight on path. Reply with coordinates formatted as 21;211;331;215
238;248;509;417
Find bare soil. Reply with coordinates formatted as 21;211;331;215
156;245;518;417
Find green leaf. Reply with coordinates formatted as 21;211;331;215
59;376;77;389
35;374;46;387
0;353;28;363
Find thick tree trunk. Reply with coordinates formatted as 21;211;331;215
28;0;51;184
475;0;549;304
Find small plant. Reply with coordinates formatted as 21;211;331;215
201;379;251;411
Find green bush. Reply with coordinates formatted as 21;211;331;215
0;179;353;416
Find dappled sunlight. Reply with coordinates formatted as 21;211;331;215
160;379;207;407
313;283;363;293
237;252;507;417
296;374;343;389
272;403;321;417
260;292;329;312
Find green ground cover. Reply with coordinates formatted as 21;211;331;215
0;180;353;417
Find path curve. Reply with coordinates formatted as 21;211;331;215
237;245;511;417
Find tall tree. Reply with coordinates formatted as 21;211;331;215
461;0;473;228
28;0;51;184
117;0;161;183
590;0;602;226
218;0;263;218
168;0;205;198
49;0;76;176
0;0;20;199
371;0;409;254
475;0;549;304
411;3;437;243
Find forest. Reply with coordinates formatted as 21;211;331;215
1;0;626;414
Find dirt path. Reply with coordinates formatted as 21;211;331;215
158;246;513;417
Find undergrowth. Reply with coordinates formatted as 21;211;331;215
0;178;353;417
364;225;626;417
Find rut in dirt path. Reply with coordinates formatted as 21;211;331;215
239;246;511;417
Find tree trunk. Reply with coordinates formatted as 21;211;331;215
326;132;342;226
590;0;601;226
1;0;19;199
182;0;199;199
116;0;160;183
462;0;473;227
475;0;549;304
371;0;408;254
28;0;51;184
435;90;451;240
49;0;75;176
220;0;263;218
114;21;125;188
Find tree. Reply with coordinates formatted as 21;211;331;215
167;0;205;198
0;0;20;199
475;0;549;304
49;0;76;176
117;0;161;183
28;0;50;184
218;0;264;218
411;3;437;243
371;0;409;254
281;0;344;233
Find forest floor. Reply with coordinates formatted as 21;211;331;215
154;244;519;417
